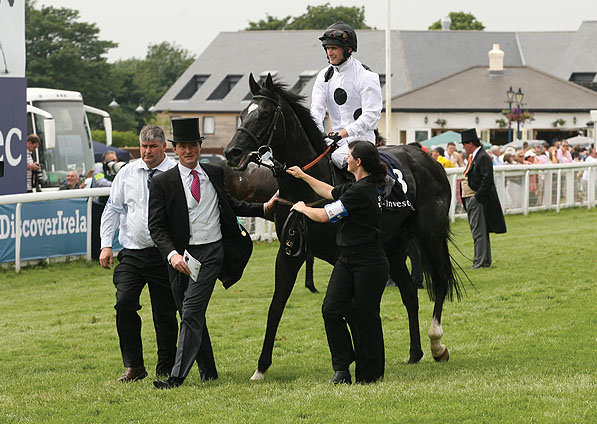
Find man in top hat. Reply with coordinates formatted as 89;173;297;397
148;117;277;389
310;22;382;169
459;128;506;269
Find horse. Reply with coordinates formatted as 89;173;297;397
214;159;319;293
225;73;463;381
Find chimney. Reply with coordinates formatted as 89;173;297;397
441;15;451;31
488;44;505;76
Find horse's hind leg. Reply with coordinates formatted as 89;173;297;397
384;236;423;364
422;237;450;362
304;254;318;293
252;248;303;380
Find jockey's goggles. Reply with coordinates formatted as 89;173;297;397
321;29;348;41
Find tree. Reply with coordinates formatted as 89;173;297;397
107;42;195;131
25;0;117;109
428;11;485;31
246;3;371;30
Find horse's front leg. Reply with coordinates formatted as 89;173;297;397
251;248;303;380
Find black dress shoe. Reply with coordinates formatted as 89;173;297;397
153;376;183;389
328;370;352;384
117;366;148;382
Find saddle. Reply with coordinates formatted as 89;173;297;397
378;151;415;213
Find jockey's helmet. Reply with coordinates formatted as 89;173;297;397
319;22;357;60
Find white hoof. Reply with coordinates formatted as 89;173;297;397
250;370;265;381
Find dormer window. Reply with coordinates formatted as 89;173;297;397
174;75;210;100
292;70;318;93
207;74;243;100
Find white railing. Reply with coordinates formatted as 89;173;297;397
0;188;110;272
2;162;595;271
445;162;597;222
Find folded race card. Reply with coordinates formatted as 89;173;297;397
183;250;201;281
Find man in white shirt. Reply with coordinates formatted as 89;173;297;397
148;118;277;389
99;125;178;382
310;22;383;169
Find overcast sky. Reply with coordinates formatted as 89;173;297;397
38;0;597;62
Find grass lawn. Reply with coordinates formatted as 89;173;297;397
0;208;596;423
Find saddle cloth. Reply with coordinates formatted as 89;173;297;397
378;151;415;213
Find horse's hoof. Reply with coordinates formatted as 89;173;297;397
250;370;265;381
433;348;450;362
408;351;424;364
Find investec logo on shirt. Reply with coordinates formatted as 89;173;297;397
0;209;87;240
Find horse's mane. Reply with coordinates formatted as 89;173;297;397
266;80;328;153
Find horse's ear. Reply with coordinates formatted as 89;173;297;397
249;73;260;95
265;73;274;91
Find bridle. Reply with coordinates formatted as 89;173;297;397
235;94;285;154
235;93;331;177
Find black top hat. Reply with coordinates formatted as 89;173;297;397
169;117;206;144
460;128;480;144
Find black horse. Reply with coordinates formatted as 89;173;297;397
216;160;319;293
225;74;463;380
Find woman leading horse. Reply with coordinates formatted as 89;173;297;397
287;140;389;384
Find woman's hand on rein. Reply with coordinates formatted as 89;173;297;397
291;201;307;213
286;166;305;179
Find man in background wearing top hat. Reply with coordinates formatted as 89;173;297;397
459;128;506;269
148;117;277;389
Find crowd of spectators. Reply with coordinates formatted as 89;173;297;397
423;139;596;169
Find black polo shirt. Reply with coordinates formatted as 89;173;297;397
330;175;382;247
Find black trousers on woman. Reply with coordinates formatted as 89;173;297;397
322;243;389;383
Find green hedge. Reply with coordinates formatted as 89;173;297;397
91;130;138;148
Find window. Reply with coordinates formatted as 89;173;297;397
203;116;215;135
174;75;210;100
569;72;597;90
292;70;318;93
415;130;429;142
207;75;243;100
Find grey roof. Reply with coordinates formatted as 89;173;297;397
391;66;597;112
155;22;597;113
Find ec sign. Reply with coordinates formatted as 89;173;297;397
0;1;26;195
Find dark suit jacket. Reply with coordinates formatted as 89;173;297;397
148;163;265;288
462;147;507;234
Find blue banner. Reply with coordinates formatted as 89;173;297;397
0;198;88;262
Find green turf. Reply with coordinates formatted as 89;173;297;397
0;208;596;423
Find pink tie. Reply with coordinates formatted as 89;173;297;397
190;170;201;203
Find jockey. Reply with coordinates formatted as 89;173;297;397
310;22;383;169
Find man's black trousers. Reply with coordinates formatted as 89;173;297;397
113;247;178;376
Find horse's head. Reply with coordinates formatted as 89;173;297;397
225;73;284;170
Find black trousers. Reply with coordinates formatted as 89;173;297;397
113;248;178;375
169;240;223;381
322;242;389;383
91;202;105;260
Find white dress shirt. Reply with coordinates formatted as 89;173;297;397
100;156;176;250
166;163;223;263
310;56;382;145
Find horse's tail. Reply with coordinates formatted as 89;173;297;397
418;229;467;302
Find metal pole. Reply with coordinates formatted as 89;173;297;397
508;101;512;143
15;202;22;273
385;0;392;144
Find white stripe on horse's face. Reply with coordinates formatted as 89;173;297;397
248;104;259;115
